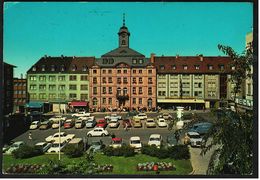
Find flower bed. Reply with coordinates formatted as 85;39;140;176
4;164;45;174
136;162;176;171
95;164;113;173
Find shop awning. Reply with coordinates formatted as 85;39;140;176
157;99;205;103
70;101;87;107
26;102;44;108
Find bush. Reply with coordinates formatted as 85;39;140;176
63;145;83;158
103;145;135;157
12;145;43;159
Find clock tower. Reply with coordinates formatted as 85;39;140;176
118;13;130;48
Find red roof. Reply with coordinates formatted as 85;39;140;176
112;138;122;141
70;101;87;107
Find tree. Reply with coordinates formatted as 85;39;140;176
201;45;253;175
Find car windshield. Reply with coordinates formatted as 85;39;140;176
76;121;82;124
91;142;101;146
113;141;121;144
110;120;118;123
87;120;94;123
147;120;154;123
139;114;145;117
189;135;201;138
131;140;140;144
159;120;165;122
31;122;38;125
36;144;44;148
10;144;19;148
150;138;160;141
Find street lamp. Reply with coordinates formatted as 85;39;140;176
58;72;61;161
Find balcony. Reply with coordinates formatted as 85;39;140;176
116;93;129;101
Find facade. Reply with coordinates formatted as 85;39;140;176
27;56;95;112
3;62;16;115
89;20;157;111
13;76;27;113
154;55;232;109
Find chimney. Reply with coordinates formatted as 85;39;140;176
20;73;23;79
199;54;203;61
61;55;64;59
176;54;179;59
150;53;155;63
44;55;47;59
73;56;76;59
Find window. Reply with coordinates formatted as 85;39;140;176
194;82;202;88
81;85;88;90
183;65;188;70
93;77;97;84
108;98;112;105
148;87;152;95
51;65;55;71
170;82;178;88
139;87;143;94
69;75;77;81
108;69;112;74
170;74;178;79
139;98;142;105
194;91;202;97
182;74;190;79
247;83;252;95
29;85;37;90
49;85;56;91
39;85;46;90
93;69;97;74
109;87;112;94
102;98;106;104
158;82;166;88
108;77;112;83
32;66;36;71
182;82;190;88
194;74;203;79
82;65;88;72
80;94;88;100
81;75;88;81
69;85;77;90
102;87;106;94
93;87;97;95
148;70;152;74
59;85;66;91
139;77;143;84
160;65;165;70
69;93;77;99
39;93;46;99
158;75;166;79
139;59;143;64
41;65;46;71
208;65;213;70
123;69;127;74
103;58;108;64
208;91;216;97
219;64;225;70
49;93;56;99
195;65;200;70
170;91;178;96
183;91;190;96
117;77;121;84
30;76;37;81
148;77;153;84
123;88;128;95
72;65;77;71
158;91;166;96
132;59;137;64
132;87;136;94
132;77;136;84
172;65;176;70
139;70;142;74
30;93;37;99
117;70;121;74
49;76;56;81
58;76;66;81
102;69;106;74
123;77;127;84
102;77;106;83
39;76;46;81
133;70;136;74
61;65;65;71
133;98;136;104
117;88;121;95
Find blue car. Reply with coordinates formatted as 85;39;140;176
189;122;213;135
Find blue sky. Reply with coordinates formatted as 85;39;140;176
4;2;253;77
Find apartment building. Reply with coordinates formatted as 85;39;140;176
89;20;157;111
27;56;95;112
13;75;27;113
154;55;232;109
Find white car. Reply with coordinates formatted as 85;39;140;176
29;121;41;130
72;111;91;117
145;118;156;128
148;134;162;148
49;115;66;122
135;113;147;120
187;132;203;147
105;114;122;121
47;139;68;153
87;127;109;137
45;132;75;142
157;118;168;127
52;120;63;129
108;119;120;128
35;142;52;152
5;141;25;154
78;116;95;121
162;113;172;120
129;136;142;152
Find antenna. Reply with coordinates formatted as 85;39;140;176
123;13;125;26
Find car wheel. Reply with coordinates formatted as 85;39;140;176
101;133;105;137
88;134;92;137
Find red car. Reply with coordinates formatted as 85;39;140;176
64;119;74;129
122;119;132;128
96;119;107;129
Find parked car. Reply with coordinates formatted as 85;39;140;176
166;134;178;147
108;119;120;128
67;138;84;150
75;120;85;129
157;118;168;127
162;113;172;120
29;121;41;130
64;119;74;129
129;136;142;152
47;139;68;153
187;131;203;147
96;119;108;129
72;111;91;117
145;118;156;128
35;142;52;153
189;122;213;135
45;132;75;142
88;139;105;152
78;116;95;121
85;119;97;128
49;115;66;122
52;120;64;129
110;138;123;148
148;134;162;148
87;127;109;137
134;113;147;120
105;114;122;121
122;119;132;128
39;121;52;130
132;117;142;128
5;141;25;154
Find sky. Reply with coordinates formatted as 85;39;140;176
3;2;253;77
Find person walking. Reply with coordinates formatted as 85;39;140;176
28;132;32;140
124;123;128;131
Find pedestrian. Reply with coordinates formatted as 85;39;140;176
184;133;190;145
28;132;32;140
125;123;128;131
175;130;180;144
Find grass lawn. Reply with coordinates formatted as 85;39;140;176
3;153;192;175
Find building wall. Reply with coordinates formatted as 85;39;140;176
4;63;15;115
13;78;27;112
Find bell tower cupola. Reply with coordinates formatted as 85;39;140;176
118;13;130;48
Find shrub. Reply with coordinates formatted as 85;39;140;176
12;145;43;159
63;145;83;158
103;145;135;157
168;145;190;160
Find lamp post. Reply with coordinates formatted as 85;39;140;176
58;72;61;161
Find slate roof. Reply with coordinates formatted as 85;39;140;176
27;56;95;74
95;57;150;68
101;47;145;57
154;56;232;74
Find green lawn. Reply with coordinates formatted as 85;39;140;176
3;153;192;175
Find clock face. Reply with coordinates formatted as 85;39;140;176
122;33;126;38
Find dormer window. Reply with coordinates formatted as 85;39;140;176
82;65;88;71
132;59;137;64
231;66;235;70
72;65;77;71
32;66;36;71
51;65;55;71
61;65;65;71
195;65;200;70
160;65;165;70
103;58;108;64
208;65;213;70
219;64;225;70
172;65;176;70
183;65;188;70
139;59;143;64
41;65;45;71
108;58;114;64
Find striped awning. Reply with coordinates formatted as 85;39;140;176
70;101;88;107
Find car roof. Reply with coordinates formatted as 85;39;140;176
94;127;104;130
194;122;212;126
53;132;65;136
41;121;49;124
35;142;47;146
138;113;146;115
69;138;82;144
147;118;154;121
150;134;161;138
187;131;200;136
32;121;39;123
53;139;67;143
13;141;24;145
112;138;122;141
130;136;141;140
158;118;165;121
